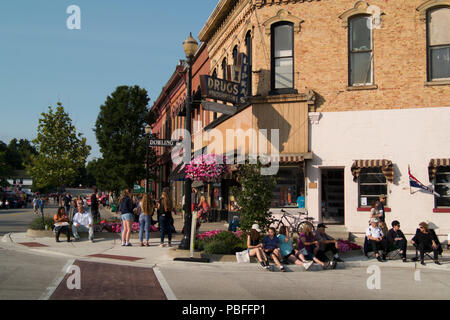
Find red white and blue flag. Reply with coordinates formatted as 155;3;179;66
409;166;440;197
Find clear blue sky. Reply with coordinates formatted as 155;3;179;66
0;0;217;160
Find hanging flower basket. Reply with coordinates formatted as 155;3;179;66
185;154;230;183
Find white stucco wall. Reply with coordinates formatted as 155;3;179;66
307;106;450;238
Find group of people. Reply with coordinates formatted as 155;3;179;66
53;199;95;243
117;188;175;248
247;223;343;272
366;196;443;265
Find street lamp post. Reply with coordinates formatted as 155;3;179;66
179;33;198;250
145;124;152;194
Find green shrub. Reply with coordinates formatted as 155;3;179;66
197;231;246;254
29;216;56;231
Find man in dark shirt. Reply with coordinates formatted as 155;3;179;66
376;195;386;223
90;187;100;222
387;220;407;262
63;193;72;215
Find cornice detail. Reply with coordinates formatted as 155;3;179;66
416;0;450;20
253;0;321;9
262;9;304;34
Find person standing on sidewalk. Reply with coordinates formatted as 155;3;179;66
63;193;72;216
90;187;100;222
72;200;94;243
119;189;134;247
139;193;155;247
158;190;174;247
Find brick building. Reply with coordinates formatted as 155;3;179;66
194;0;450;238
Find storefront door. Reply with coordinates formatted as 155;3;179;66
321;169;345;225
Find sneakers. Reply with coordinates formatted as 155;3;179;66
376;256;383;262
435;261;442;265
421;261;426;266
264;261;271;270
330;260;337;270
260;262;266;270
279;266;286;272
323;261;330;269
303;261;314;271
382;254;387;261
402;258;407;263
126;242;132;247
121;243;126;247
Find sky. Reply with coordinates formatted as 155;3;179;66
0;0;218;160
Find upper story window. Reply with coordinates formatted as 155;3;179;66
232;46;238;65
222;58;228;80
349;15;373;86
271;22;294;92
427;7;450;81
245;31;253;96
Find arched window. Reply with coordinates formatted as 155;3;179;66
427;7;450;81
245;31;252;96
222;58;228;80
271;22;294;92
232;45;238;65
349;15;373;86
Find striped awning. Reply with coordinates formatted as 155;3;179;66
258;154;311;164
351;159;394;183
429;158;450;182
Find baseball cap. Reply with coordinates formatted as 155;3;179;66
317;223;328;229
251;224;262;232
370;218;379;223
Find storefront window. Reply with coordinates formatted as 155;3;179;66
435;166;450;208
358;167;388;207
271;166;304;208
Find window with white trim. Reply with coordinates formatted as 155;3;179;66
427;7;450;81
349;15;374;86
358;168;388;207
435;166;450;207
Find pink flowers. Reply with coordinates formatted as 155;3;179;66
196;230;244;240
196;230;223;240
99;221;158;234
185;154;230;183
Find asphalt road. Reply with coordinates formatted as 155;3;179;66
0;207;40;236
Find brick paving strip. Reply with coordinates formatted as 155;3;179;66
50;260;167;300
19;242;49;248
88;254;144;262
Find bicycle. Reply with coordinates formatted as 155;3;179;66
272;209;315;237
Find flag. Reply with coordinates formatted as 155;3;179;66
409;166;441;197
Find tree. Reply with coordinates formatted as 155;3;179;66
94;85;155;194
26;103;91;191
231;159;277;233
6;138;38;170
0;143;11;188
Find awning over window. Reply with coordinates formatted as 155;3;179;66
428;158;450;182
351;159;394;183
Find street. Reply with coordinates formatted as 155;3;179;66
0;207;40;237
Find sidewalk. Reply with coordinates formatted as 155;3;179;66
3;228;450;272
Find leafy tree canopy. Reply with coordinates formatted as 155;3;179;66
94;85;155;194
26;103;91;191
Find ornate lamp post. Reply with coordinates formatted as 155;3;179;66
179;33;198;250
145;124;152;194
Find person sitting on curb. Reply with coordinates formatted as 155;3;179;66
278;226;313;271
411;222;442;266
247;224;270;271
387;220;407;262
54;207;71;243
262;227;285;272
314;223;344;263
298;224;334;270
366;218;387;262
72;200;94;243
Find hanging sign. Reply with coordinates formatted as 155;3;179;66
200;53;249;105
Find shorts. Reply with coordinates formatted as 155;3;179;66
299;247;315;261
282;250;297;264
121;213;134;221
264;249;276;259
